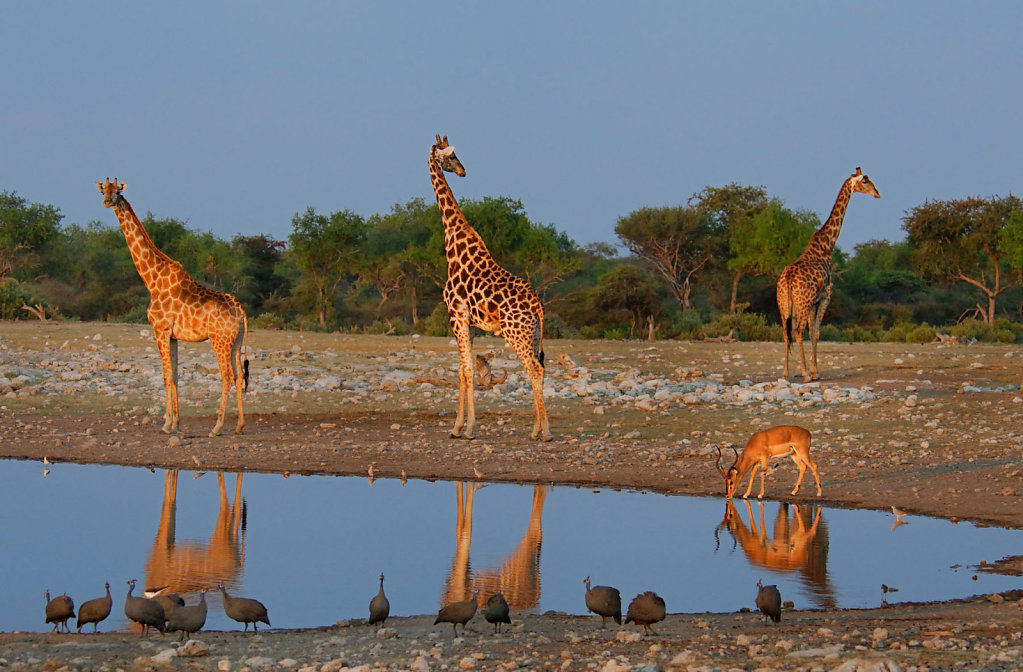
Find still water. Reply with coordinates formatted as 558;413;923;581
1;458;1020;633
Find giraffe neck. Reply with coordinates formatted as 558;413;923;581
428;151;487;266
110;197;175;293
807;178;855;256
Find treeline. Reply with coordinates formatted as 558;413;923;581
2;186;1023;343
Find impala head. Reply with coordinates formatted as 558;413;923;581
433;134;466;177
96;178;126;208
850;167;880;199
715;445;741;498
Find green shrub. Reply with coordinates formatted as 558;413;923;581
252;312;287;329
882;322;912;342
0;279;43;320
543;313;580;339
818;324;841;342
904;324;937;343
840;325;881;342
700;311;778;341
418;302;453;337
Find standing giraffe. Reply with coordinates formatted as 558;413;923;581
428;135;552;441
96;178;249;437
777;167;879;382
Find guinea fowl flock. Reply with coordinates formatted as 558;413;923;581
46;574;782;636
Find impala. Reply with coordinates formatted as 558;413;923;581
715;425;822;499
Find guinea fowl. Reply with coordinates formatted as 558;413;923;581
167;588;208;641
583;576;621;627
624;591;666;634
44;590;75;633
219;584;270;632
154;592;185;622
434;590;478;634
76;582;112;633
482;592;511;633
368;573;390;627
124;579;166;634
756;580;782;623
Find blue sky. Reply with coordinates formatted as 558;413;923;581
2;2;1020;254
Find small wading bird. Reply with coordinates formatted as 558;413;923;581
881;583;899;606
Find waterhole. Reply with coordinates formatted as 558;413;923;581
1;459;1019;632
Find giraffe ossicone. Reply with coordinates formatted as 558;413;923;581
428;135;552;442
96;178;250;437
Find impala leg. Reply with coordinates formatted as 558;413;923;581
757;460;768;499
743;464;758;499
807;456;823;496
792;457;807;495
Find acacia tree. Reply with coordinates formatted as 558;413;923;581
589;263;661;338
0;191;63;281
614;205;718;310
288;207;367;327
903;195;1023;324
690;184;769;312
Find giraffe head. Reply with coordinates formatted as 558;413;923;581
433;134;466;177
850;167;880;199
96;178;127;208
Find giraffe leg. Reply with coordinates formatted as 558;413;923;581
450;317;475;439
506;326;551;441
210;339;234;437
155;332;179;433
809;287;831;381
793;313;811;383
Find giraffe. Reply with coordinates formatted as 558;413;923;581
777;167;879;382
96;178;249;437
428;135;552;441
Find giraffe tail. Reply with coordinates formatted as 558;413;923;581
535;308;545;369
242;313;250;392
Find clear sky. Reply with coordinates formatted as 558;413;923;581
2;2;1020;254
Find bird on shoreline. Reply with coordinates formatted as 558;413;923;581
756;580;782;623
368;573;390;627
624;591;666;634
76;582;112;633
482;592;511;633
434;591;478;635
44;591;75;634
219;584;270;632
584;576;621;627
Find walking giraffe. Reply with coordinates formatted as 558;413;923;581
777;167;880;382
427;135;552;441
96;178;249;437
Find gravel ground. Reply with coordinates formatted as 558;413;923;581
3;321;1023;670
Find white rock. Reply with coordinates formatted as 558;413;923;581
178;639;209;657
151;648;177;664
244;656;276;670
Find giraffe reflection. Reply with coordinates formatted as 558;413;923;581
717;499;834;608
443;482;546;612
145;470;246;599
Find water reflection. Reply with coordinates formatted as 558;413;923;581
146;471;246;596
443;483;545;611
2;459;1021;633
716;499;834;608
